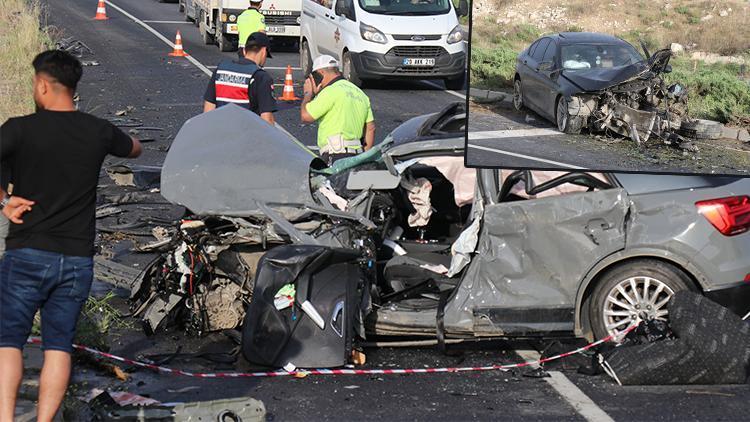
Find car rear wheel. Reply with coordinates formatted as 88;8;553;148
556;96;584;134
589;259;693;341
513;78;524;111
342;52;363;88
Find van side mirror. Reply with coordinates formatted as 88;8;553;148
457;0;469;17
335;0;353;20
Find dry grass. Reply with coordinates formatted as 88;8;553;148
0;0;51;124
473;0;750;56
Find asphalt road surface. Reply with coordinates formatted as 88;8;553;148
467;102;750;176
36;1;750;420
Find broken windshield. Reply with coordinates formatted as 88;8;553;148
561;43;643;70
358;0;451;16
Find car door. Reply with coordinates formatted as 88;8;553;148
303;0;329;57
521;37;551;114
316;0;341;58
333;0;357;59
443;171;631;335
536;38;561;119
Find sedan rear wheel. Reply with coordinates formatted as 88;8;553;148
513;79;524;111
589;259;693;341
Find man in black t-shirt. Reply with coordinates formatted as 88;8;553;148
0;50;141;421
203;32;277;125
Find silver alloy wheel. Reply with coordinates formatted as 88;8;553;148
513;80;523;110
603;276;675;339
556;97;567;132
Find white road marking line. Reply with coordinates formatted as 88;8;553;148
467;144;583;169
103;0;316;157
423;80;467;100
468;128;561;140
142;20;192;24
515;350;614;422
104;1;212;76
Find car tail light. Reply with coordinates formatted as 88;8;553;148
695;196;750;236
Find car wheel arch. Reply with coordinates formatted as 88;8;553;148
573;249;707;339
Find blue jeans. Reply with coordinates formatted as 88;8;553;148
0;248;93;353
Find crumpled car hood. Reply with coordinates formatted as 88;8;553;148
161;104;322;215
561;49;672;93
561;62;648;92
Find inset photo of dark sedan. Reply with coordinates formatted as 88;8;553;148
466;13;750;175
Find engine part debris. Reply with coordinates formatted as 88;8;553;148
106;164;162;189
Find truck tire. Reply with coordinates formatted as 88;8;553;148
300;41;313;77
556;96;584;134
218;33;235;52
342;52;363;88
444;73;466;91
678;119;723;140
200;14;214;46
588;259;693;341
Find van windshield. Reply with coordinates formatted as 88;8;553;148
358;0;452;16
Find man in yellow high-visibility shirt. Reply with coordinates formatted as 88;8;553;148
301;55;376;166
237;0;266;55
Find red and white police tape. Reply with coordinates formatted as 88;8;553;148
26;325;635;379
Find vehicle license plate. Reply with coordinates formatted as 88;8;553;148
402;58;436;66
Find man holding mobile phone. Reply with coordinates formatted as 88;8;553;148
300;55;376;166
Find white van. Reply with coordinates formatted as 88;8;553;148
300;0;468;89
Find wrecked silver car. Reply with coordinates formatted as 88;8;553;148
130;103;750;368
514;32;712;149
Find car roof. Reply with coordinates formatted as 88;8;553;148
547;32;627;45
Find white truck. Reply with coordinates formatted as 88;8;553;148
181;0;302;52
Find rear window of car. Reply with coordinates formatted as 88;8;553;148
614;173;739;195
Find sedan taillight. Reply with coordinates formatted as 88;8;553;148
696;196;750;236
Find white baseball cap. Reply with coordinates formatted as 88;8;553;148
250;0;262;3
312;55;339;72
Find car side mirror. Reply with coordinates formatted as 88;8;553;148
538;61;555;72
457;0;469;17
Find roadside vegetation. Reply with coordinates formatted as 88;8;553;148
470;0;750;124
0;0;51;124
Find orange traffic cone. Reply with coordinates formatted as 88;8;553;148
93;0;108;20
168;31;189;57
279;65;300;101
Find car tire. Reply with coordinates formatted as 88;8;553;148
342;52;364;88
444;73;466;91
556;96;584;134
678;119;723;140
219;33;234;52
589;259;694;341
301;41;312;77
513;78;524;111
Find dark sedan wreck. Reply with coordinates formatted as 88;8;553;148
129;104;750;369
514;32;717;150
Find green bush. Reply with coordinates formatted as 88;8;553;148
667;58;750;123
470;45;518;89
